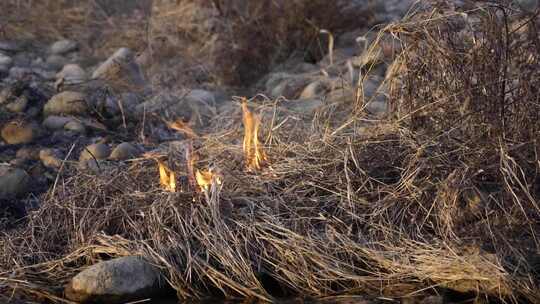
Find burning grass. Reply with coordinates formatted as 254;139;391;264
1;1;540;303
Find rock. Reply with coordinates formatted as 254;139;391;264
0;64;9;74
0;41;22;53
50;39;78;55
57;64;87;85
46;54;68;70
318;47;357;67
135;89;216;124
270;75;313;99
5;95;28;113
0;167;30;199
43;115;75;130
92;92;120;116
33;68;56;81
299;78;335;100
0;87;12;104
79;143;111;162
9;67;33;79
1;121;39;144
65;256;163;304
39;148;63;169
16;147;40;160
264;72;293;94
517;0;539;13
44;91;87;116
120;92;142;111
285;98;325;114
92;48;146;89
0;53;13;68
64;121;86;133
109;142;139;160
421;295;444;304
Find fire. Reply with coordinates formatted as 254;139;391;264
195;169;221;192
167;119;198;138
157;159;176;192
241;99;267;170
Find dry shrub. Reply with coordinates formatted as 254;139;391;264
147;0;376;87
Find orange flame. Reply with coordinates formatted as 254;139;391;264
242;99;267;170
195;169;221;192
167;119;198;139
157;160;176;192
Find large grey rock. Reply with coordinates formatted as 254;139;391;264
0;167;30;199
1;121;39;144
92;48;146;89
50;39;78;55
65;256;163;304
44;91;87;116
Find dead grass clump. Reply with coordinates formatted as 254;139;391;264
1;2;540;304
147;0;376;87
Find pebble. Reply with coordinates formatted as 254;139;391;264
39;148;64;169
5;95;28;113
0;41;22;53
16;147;40;160
92;47;146;88
109;142;139;160
64;121;86;133
57;64;87;85
300;78;334;99
9;67;33;79
79;143;111;162
0;167;31;199
50;39;78;55
46;54;68;70
1;121;39;144
42;115;74;130
135;89;217;122
0;53;13;68
32;68;56;80
44;91;87;116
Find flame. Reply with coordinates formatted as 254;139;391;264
167;119;198;138
241;99;267;170
195;169;221;192
157;160;176;192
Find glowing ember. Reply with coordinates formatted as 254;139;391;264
241;99;267;170
195;169;220;191
157;160;176;192
167;119;198;138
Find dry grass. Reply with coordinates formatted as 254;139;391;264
147;0;376;87
1;1;540;303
